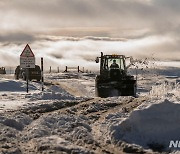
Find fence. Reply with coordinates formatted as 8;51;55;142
64;66;84;73
0;66;91;75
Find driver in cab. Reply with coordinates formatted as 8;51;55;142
110;59;119;69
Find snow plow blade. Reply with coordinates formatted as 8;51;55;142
95;80;136;98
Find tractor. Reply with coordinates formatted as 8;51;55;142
95;52;136;98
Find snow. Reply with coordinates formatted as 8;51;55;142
109;99;180;151
0;114;32;131
29;135;90;153
101;78;179;152
0;111;94;153
22;113;94;153
29;85;76;101
150;80;180;101
0;78;38;91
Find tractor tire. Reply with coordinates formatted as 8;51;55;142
22;74;26;81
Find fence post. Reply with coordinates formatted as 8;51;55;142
65;66;67;72
57;67;59;73
78;66;80;72
49;66;51;73
41;57;44;91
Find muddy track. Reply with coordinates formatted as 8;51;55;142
18;96;146;121
90;97;148;154
61;96;148;154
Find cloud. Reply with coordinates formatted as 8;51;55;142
0;33;36;43
0;0;180;38
0;36;179;71
0;0;180;69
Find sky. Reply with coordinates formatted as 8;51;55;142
0;0;180;70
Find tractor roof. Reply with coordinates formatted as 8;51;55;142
103;54;126;58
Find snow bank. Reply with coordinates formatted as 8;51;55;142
29;85;76;101
0;79;38;92
23;113;92;141
0;112;32;131
0;77;87;112
0;111;94;153
0;79;76;101
21;113;94;153
110;99;180;151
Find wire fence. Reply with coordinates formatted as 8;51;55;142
0;66;92;75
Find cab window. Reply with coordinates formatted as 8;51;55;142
107;58;125;70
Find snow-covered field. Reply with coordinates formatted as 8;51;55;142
0;66;180;153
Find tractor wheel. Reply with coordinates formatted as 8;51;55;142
22;74;26;81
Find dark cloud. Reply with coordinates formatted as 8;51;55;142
50;53;63;59
0;33;36;43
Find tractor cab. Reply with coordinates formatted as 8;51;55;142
104;56;125;69
96;53;127;81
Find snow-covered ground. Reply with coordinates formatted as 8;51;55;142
0;74;87;112
0;66;180;153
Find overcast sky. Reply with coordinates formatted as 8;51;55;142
0;0;179;37
0;0;179;68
